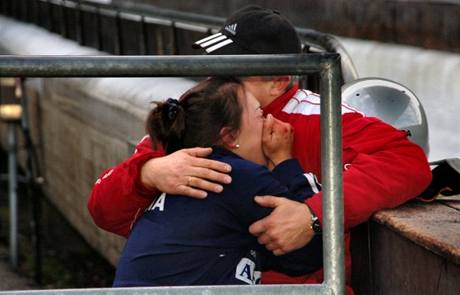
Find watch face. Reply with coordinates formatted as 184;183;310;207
313;222;322;234
311;217;322;234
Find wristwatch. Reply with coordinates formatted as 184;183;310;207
308;206;322;235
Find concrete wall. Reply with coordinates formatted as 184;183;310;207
0;15;195;265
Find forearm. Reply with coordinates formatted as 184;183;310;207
88;136;164;237
305;141;432;231
88;151;163;237
272;159;318;201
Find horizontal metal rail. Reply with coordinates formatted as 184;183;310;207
0;54;344;295
0;54;336;77
0;285;331;295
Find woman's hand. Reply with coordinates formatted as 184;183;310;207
262;114;294;168
140;147;232;198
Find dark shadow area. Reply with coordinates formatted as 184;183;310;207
0;147;115;289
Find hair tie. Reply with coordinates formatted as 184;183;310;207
165;98;180;120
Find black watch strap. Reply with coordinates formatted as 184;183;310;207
308;206;322;235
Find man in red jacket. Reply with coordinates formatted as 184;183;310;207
88;5;431;294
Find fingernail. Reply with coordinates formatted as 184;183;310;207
225;164;232;172
200;191;208;198
215;185;223;192
224;176;232;183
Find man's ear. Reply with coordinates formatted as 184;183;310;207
269;76;291;97
219;127;238;149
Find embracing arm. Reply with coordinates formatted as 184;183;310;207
250;115;432;254
87;136;232;237
228;159;321;275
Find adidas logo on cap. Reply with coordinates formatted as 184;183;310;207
224;23;238;35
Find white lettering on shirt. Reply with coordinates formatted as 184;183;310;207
150;193;166;212
235;257;260;284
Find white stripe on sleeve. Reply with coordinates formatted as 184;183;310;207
304;172;321;194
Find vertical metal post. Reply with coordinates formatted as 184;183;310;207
139;16;148;55
115;11;123;55
18;78;43;284
7;122;18;269
96;6;103;51
76;1;84;45
320;57;345;295
47;0;54;32
171;21;179;55
59;0;67;38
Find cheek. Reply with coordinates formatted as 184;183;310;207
253;120;264;143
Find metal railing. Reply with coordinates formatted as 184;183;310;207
0;54;344;295
0;0;359;85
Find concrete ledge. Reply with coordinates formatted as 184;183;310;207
374;201;460;265
352;200;460;295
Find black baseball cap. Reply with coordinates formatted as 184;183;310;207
193;5;301;55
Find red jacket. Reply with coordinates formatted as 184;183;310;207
88;84;431;293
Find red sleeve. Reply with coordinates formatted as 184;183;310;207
87;136;165;237
304;115;432;231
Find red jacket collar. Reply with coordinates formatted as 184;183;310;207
262;83;299;116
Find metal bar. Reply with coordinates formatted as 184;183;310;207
115;11;123;55
0;54;337;77
76;1;83;44
171;21;179;55
0;53;344;295
96;6;103;51
7;122;18;269
18;78;43;284
320;55;345;295
139;16;147;55
0;284;331;295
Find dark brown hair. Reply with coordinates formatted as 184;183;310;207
146;77;244;154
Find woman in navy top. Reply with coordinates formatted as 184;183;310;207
113;77;322;286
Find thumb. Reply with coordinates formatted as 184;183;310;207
262;114;274;143
184;147;213;158
254;195;282;208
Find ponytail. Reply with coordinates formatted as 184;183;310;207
146;98;186;153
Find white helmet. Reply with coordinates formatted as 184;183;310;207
342;78;429;155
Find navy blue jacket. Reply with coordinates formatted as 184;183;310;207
113;147;322;287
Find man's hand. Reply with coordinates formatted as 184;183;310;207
262;114;294;168
140;147;232;198
249;196;315;256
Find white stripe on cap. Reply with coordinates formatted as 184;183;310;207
194;33;222;45
200;35;228;47
205;39;234;53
